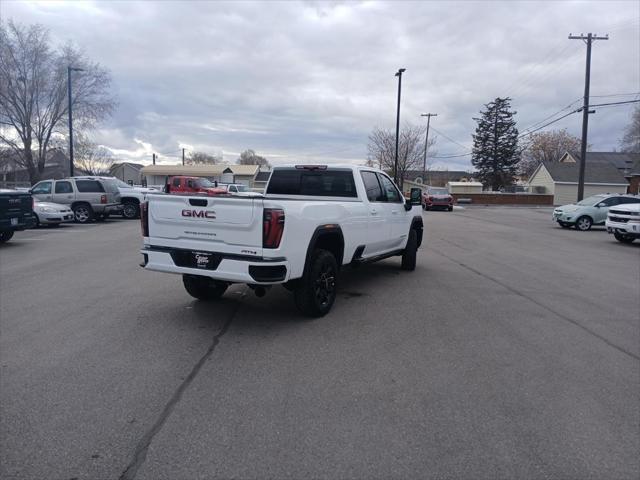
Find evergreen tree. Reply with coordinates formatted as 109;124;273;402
471;97;520;190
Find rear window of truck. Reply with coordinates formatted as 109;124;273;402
266;169;357;197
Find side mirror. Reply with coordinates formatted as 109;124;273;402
404;198;412;211
410;188;422;205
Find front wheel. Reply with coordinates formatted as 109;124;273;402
447;205;453;212
0;231;14;243
401;229;418;271
122;202;139;219
294;249;338;317
614;232;635;244
575;216;592;231
182;274;228;300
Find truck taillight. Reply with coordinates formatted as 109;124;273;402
100;194;107;204
263;208;284;249
140;201;149;237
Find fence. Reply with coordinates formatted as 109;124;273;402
0;181;31;190
452;193;553;206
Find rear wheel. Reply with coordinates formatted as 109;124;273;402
0;231;14;243
33;213;40;228
614;232;635;244
447;205;453;212
401;229;418;271
182;274;228;300
122;201;139;219
575;216;592;231
294;249;338;317
73;204;94;223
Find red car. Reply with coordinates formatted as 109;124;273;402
422;187;453;211
165;176;227;196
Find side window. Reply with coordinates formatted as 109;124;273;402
600;197;620;207
75;180;105;193
360;171;384;202
32;181;52;194
620;197;640;204
229;186;237;193
172;177;181;187
54;181;73;194
187;179;194;189
377;174;402;203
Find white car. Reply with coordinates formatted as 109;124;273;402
33;201;74;227
606;203;640;243
140;165;424;317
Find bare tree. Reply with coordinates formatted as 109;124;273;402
518;129;582;177
237;149;269;166
619;106;640;153
367;124;433;190
0;21;115;184
72;132;114;175
187;151;220;165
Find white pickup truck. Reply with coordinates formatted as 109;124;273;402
140;165;424;316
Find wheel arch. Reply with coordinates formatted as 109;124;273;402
411;216;424;248
121;196;140;204
304;225;345;274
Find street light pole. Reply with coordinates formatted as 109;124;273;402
67;66;84;177
420;113;437;186
393;68;406;185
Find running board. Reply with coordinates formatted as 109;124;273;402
351;248;404;266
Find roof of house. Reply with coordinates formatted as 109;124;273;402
542;160;628;184
141;164;260;176
110;162;144;171
566;151;640;171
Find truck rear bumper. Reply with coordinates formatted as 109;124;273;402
141;245;289;284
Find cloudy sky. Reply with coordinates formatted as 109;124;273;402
2;0;639;170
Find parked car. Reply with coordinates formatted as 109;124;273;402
140;165;424;317
606;202;640;243
552;194;640;231
32;201;74;227
110;178;160;219
0;189;35;243
422;187;453;211
165;176;227;196
30;177;122;224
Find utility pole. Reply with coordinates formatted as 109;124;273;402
393;68;406;185
420;113;437;186
67;66;84;176
152;153;156;165
182;148;185;166
569;32;608;201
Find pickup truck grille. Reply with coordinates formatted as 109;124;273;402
608;216;629;223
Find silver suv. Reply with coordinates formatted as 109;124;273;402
30;177;122;223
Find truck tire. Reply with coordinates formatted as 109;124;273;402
122;201;139;219
0;231;14;243
73;203;94;224
182;274;228;300
614;232;635;244
294;249;338;317
401;229;418;271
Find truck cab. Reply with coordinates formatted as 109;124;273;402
166;176;227;196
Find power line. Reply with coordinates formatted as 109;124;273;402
518;98;582;134
518;109;580;138
429;126;470;151
585;99;640;108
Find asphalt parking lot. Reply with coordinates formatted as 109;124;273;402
1;207;638;480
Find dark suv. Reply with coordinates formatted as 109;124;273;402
31;177;122;223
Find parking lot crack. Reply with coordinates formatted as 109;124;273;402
432;248;640;362
118;298;241;480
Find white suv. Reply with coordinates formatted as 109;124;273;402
606;203;640;243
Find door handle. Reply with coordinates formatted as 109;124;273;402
67;195;73;199
370;209;378;216
391;210;399;215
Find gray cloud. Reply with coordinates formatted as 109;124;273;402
3;0;638;170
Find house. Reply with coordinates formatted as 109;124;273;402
559;151;640;175
140;164;261;188
0;149;69;187
403;170;473;187
528;160;629;205
624;158;640;194
109;162;144;185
